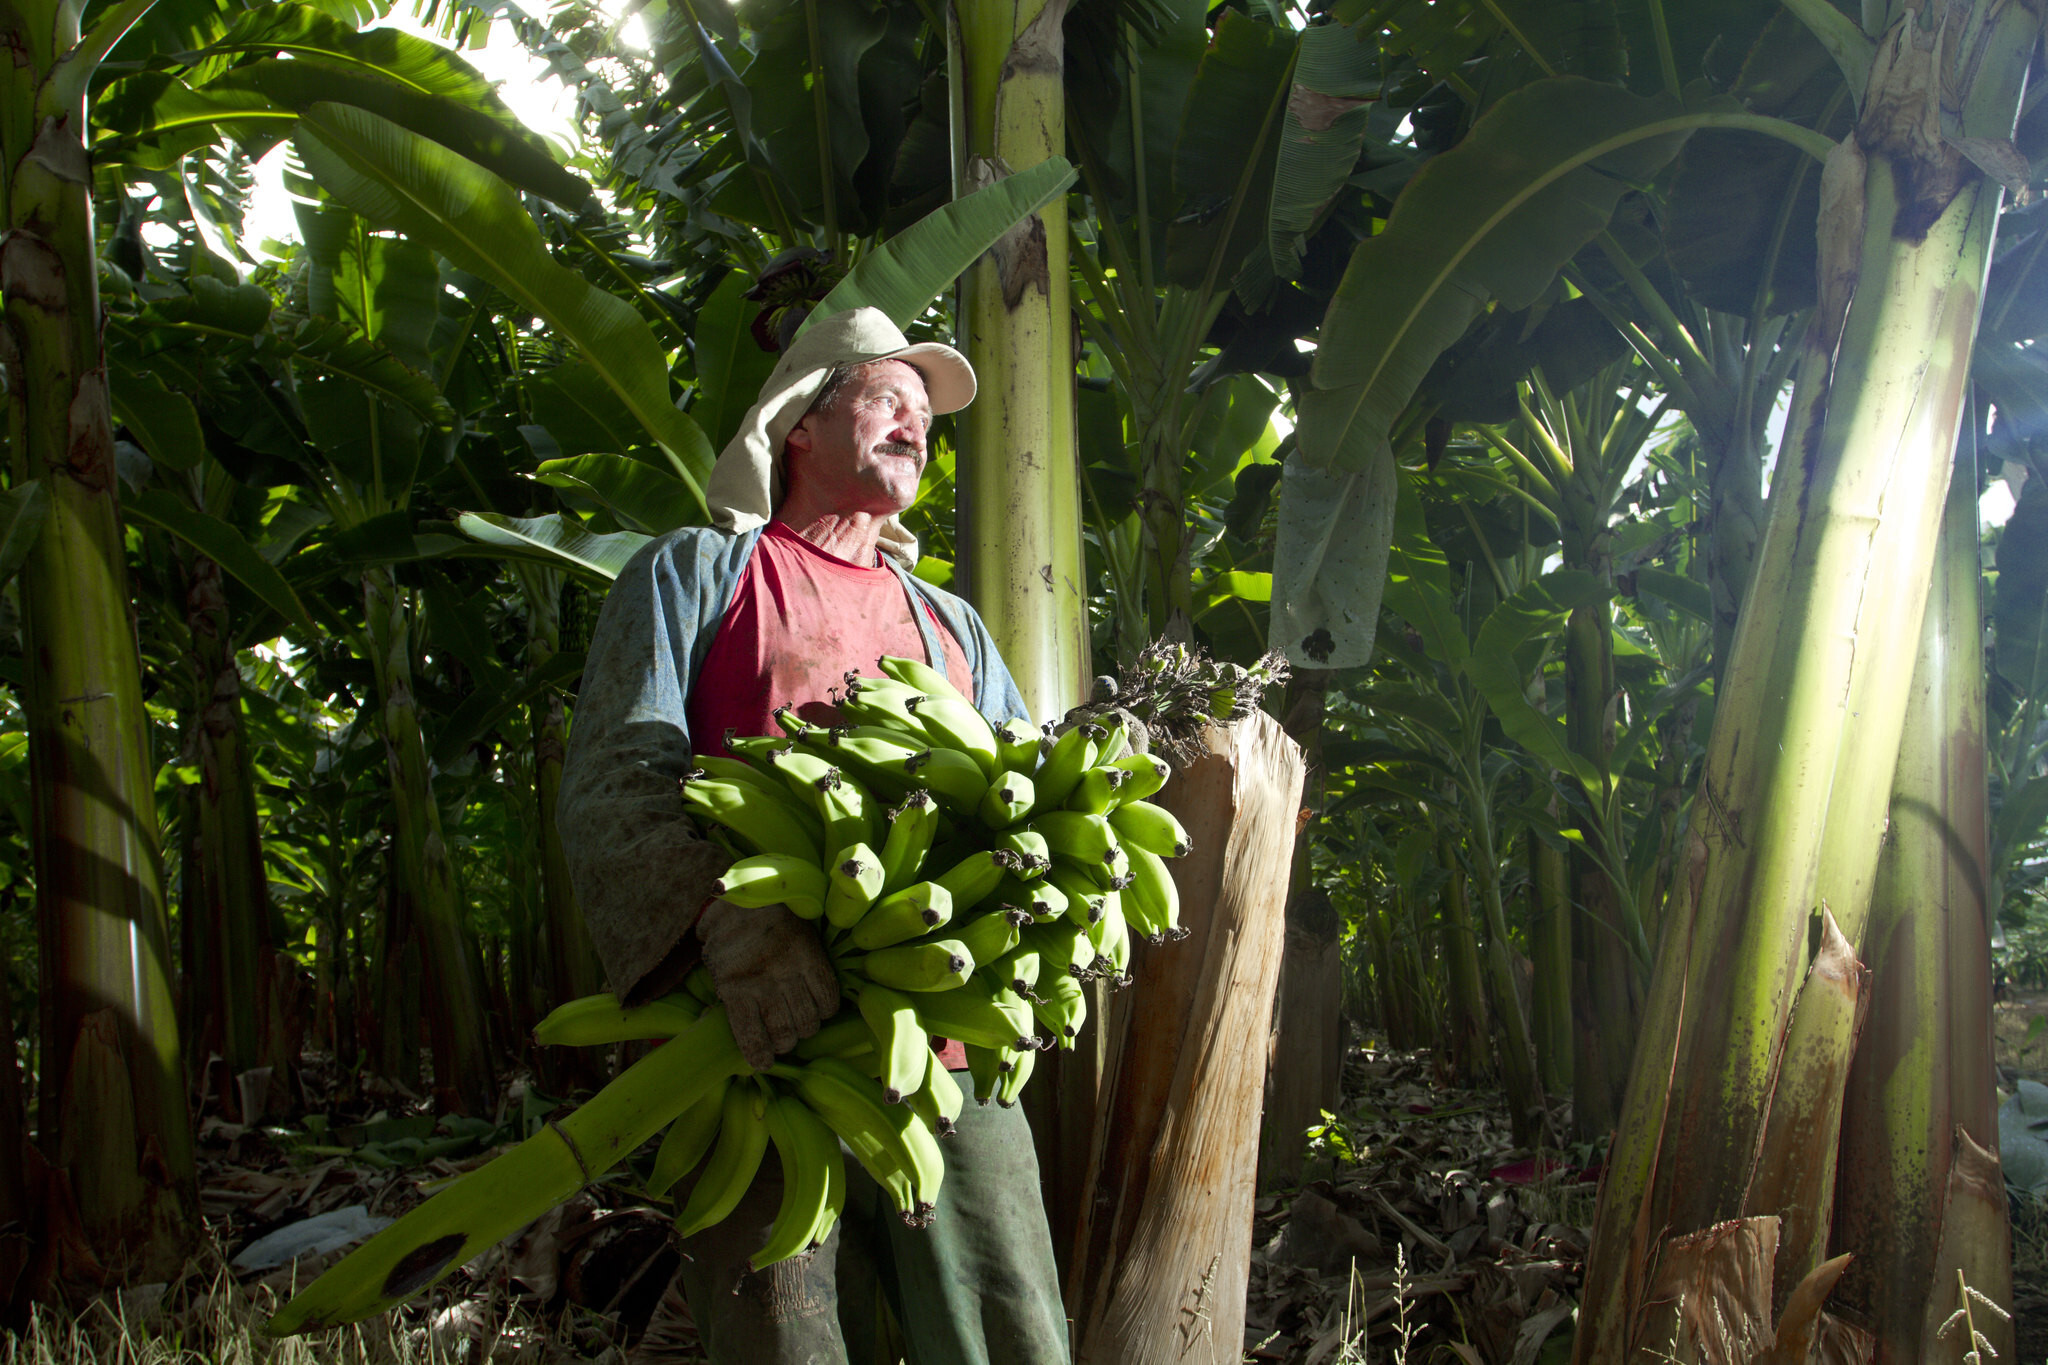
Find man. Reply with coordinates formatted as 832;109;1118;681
557;307;1070;1364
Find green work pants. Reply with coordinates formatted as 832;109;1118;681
673;1095;1071;1365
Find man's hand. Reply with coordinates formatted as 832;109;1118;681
695;899;840;1070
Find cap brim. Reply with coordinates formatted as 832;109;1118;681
879;341;976;415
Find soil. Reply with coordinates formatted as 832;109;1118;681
30;993;2048;1364
1997;989;2048;1365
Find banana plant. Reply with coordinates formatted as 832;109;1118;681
1284;5;1837;671
1574;2;2040;1355
1340;476;1558;1141
1470;360;1709;1135
4;0;207;1278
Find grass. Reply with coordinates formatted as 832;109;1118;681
0;1260;574;1365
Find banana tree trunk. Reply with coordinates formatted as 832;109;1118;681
948;0;1085;719
182;550;283;1117
1573;7;2037;1358
947;0;1092;1275
1466;814;1546;1144
1564;588;1637;1139
1829;416;2010;1363
527;577;600;1091
0;941;29;1306
3;0;197;1279
1528;830;1572;1096
363;567;495;1115
1438;839;1490;1084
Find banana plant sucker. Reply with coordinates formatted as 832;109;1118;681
1574;3;2040;1359
2;0;199;1275
949;0;1087;723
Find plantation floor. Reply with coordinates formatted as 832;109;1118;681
13;1015;2046;1364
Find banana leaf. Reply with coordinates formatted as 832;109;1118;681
126;489;317;634
798;158;1078;335
1268;19;1376;279
1467;570;1611;790
293;103;714;513
532;455;700;535
693;271;781;454
456;512;652;583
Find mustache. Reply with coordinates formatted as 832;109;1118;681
875;442;922;459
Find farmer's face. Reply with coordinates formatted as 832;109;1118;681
784;359;934;516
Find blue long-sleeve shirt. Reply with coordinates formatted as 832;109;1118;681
557;524;1031;1002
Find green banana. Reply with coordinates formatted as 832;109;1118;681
996;1043;1036;1107
849;881;954;951
817;778;877;865
1108;752;1170;804
647;1076;729;1197
786;1056;943;1222
806;731;924;798
1122;843;1182;939
1022;920;1097;977
990;945;1042;999
773;704;829;741
762;748;844;816
1030;723;1100;812
824;843;886;928
1062;765;1128;815
533;991;700;1048
908;1049;964;1136
1110;800;1192;858
676;1080;774;1237
904;693;1000;777
1031;969;1088;1047
906;978;1038;1051
963;1044;1009;1105
991;827;1051;875
877;790;941;895
992;718;1040;772
714;854;830;918
725;732;795;766
976;768;1037;828
903;746;990;813
1096;897;1133;976
752;1093;845;1269
1087;888;1126;951
1025;811;1117;864
992;873;1067;923
855;982;931;1104
952;910;1023;967
682;778;823;861
875;654;969;704
1055;841;1128;892
1043;864;1107;921
690;757;827;846
840;677;926;731
933;849;1014;912
791;1008;876;1061
267;1007;748;1334
853;939;973;992
685;966;718;1006
1095;717;1131;764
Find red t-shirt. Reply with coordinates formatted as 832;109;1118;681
688;520;975;756
689;520;977;1070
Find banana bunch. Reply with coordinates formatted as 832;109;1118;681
269;655;1194;1336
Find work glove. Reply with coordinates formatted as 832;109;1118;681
695;899;840;1071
